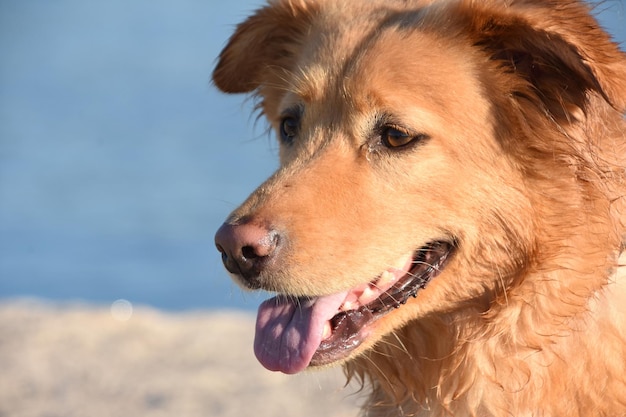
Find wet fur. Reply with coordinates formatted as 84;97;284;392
213;0;626;415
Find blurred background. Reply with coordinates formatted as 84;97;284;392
0;1;624;417
0;0;625;313
0;0;279;312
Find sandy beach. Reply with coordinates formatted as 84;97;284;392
0;299;363;417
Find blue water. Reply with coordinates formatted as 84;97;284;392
0;1;624;311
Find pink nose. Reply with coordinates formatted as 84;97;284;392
214;221;280;287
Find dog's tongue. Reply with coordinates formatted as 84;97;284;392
254;292;348;374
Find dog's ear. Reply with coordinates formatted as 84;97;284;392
467;1;626;119
213;1;318;94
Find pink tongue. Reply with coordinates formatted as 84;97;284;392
254;291;348;374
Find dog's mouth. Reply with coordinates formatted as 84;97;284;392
253;240;456;374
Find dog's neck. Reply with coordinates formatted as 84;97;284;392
346;246;626;417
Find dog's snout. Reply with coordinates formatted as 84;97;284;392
215;221;279;286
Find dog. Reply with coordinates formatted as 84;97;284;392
212;0;626;415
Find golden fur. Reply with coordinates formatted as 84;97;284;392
213;0;626;415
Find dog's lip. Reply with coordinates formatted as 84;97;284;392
310;241;455;367
253;241;456;373
334;253;417;314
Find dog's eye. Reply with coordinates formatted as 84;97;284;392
381;127;421;148
280;116;299;145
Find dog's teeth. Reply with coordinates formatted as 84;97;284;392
395;253;413;271
341;300;355;311
322;321;332;340
375;270;398;290
340;292;361;311
359;286;377;303
378;270;395;285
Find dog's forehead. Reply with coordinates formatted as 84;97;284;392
277;8;482;132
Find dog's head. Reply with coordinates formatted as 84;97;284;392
213;0;626;374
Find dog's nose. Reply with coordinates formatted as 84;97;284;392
214;221;279;285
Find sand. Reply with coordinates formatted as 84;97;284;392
0;299;363;417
